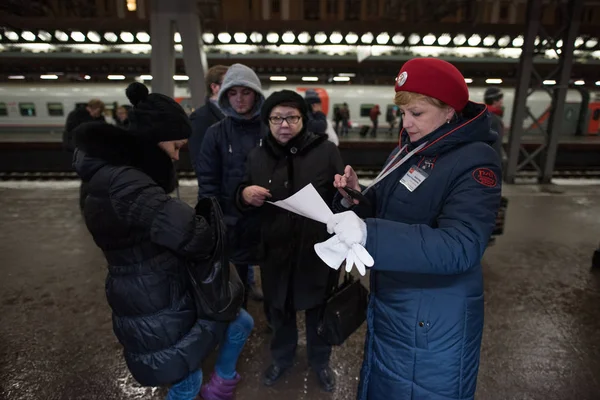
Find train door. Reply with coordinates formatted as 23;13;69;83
295;87;330;116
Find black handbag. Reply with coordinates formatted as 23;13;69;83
317;273;369;346
187;197;245;322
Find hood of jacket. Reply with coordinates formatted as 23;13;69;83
72;121;177;192
401;101;497;157
217;64;265;120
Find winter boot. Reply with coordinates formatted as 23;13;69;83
200;372;241;400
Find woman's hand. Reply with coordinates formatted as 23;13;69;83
333;165;361;205
242;185;272;207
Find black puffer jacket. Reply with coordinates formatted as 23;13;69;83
236;130;344;311
72;122;227;387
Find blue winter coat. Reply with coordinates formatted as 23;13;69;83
336;102;501;400
189;98;224;174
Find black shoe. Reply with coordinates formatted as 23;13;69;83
316;366;336;392
249;283;264;301
263;364;287;386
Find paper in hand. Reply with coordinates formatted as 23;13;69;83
267;183;334;224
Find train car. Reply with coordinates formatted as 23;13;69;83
0;82;598;137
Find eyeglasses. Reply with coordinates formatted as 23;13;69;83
269;115;301;125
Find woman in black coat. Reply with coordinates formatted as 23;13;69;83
73;83;253;400
235;90;344;392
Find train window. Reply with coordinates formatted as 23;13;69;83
47;102;64;116
0;102;7;116
360;104;375;117
19;102;36;117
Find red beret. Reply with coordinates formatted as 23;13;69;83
394;58;469;112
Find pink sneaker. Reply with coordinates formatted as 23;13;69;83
200;372;241;400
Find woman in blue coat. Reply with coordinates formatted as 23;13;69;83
326;58;502;400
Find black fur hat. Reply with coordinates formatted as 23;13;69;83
126;82;191;142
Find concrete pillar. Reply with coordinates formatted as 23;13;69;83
490;0;500;23
281;0;290;19
262;0;271;19
150;0;175;97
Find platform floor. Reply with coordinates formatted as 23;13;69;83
1;182;599;400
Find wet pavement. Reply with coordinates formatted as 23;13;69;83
1;181;599;400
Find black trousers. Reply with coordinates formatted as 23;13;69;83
79;181;89;211
234;263;249;309
270;304;331;370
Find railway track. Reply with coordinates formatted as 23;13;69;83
2;169;600;181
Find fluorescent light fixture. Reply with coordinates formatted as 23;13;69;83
136;32;150;43
218;33;232;43
376;33;390;45
574;80;585;85
338;73;356;77
107;75;126;80
282;31;295;43
302;76;319;81
453;34;466;46
422;34;436;46
464;78;473;83
139;75;153;80
104;32;118;42
267;32;280;44
174;44;183;52
120;32;134;43
586;38;598;48
174;33;181;43
333;76;351;82
41;74;59;80
345;32;359;44
483;35;495;47
467;34;481;46
361;32;374;44
556;39;563;48
84;75;91;80
38;31;52;41
55;30;69;42
314;32;327;44
5;31;19;41
71;31;86;42
270;76;287;81
512;36;524;47
543;80;556;85
596;81;600;86
575;37;585;47
497;35;510;47
392;34;405;45
87;31;101;42
173;75;189;81
9;75;25;80
249;32;263;43
234;33;247;43
202;33;215;44
297;32;311;44
330;32;344;44
408;34;421;45
485;78;502;84
22;31;36;41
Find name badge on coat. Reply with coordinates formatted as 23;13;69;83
400;165;429;192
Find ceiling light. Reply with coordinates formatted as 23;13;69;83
595;81;600;86
574;80;584;85
297;32;310;44
512;36;524;47
173;75;189;81
139;75;152;80
218;32;232;43
360;32;374;44
485;78;502;84
408;34;421;45
453;34;466;46
38;31;52;41
87;31;101;42
345;32;358;44
136;32;150;43
497;35;510;47
84;75;91;80
41;74;59;80
269;76;287;81
338;73;355;77
281;31;295;43
22;31;36;41
464;78;473;83
120;32;134;43
543;80;556;85
330;32;343;44
585;38;598;48
234;32;247;43
314;32;327;44
333;76;350;82
104;32;118;42
55;30;69;42
376;33;390;45
422;34;436;46
5;31;19;41
9;75;25;80
575;37;584;47
203;33;215;44
108;75;126;80
437;34;451;46
174;33;181;43
467;34;481;46
267;32;280;43
249;32;263;43
483;35;495;46
71;31;86;42
302;76;319;81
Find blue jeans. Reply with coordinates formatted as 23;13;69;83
166;309;254;400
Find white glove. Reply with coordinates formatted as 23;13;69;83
314;236;375;276
326;211;368;247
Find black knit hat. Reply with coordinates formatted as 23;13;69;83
484;87;504;104
125;82;191;142
261;90;308;125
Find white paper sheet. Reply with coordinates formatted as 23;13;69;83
267;183;333;224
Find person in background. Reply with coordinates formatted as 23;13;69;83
339;103;350;137
304;89;339;146
369;104;381;138
63;99;106;211
327;58;501;400
114;105;130;128
72;82;253;400
196;63;267;310
236;90;344;392
484;87;505;163
386;105;398;136
189;65;229;173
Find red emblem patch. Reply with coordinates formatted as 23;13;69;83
472;168;497;187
